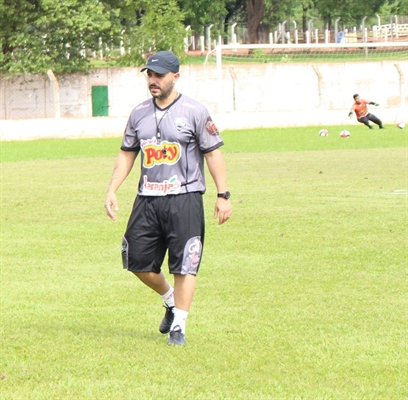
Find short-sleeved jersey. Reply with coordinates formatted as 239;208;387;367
351;99;370;118
121;94;223;196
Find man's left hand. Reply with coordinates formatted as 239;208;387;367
214;199;232;225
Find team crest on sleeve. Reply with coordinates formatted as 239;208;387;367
205;117;219;136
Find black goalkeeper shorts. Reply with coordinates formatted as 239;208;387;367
122;192;205;275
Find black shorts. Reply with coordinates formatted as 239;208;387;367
122;192;205;275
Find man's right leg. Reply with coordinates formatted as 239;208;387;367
125;196;175;334
359;117;373;129
133;272;175;334
369;114;384;128
133;271;170;295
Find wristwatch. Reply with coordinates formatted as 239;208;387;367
217;191;231;199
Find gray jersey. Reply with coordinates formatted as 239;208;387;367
121;94;223;196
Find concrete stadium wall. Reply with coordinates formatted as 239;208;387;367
1;61;407;141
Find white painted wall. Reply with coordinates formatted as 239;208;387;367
1;60;407;141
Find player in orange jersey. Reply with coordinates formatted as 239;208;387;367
348;94;384;129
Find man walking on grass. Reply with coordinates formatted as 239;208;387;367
104;51;232;346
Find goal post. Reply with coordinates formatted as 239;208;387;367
203;42;408;127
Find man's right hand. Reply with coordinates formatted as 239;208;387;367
105;192;119;221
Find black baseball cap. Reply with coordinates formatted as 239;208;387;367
140;51;180;74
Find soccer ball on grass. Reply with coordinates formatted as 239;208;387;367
340;130;350;138
319;129;329;136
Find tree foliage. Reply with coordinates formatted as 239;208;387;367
0;0;185;74
116;0;186;66
0;0;115;74
178;0;228;32
0;0;407;74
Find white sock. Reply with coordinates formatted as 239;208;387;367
171;308;189;334
160;286;175;308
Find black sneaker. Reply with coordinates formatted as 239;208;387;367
368;125;374;129
167;325;186;346
159;305;174;334
380;126;385;129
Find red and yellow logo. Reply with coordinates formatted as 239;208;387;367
143;141;181;168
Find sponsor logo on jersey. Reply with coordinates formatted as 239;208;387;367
142;175;181;195
142;140;181;168
205;117;219;136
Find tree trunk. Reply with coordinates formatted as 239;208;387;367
247;0;264;44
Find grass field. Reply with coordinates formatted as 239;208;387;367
1;125;407;399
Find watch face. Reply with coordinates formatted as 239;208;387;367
219;191;230;199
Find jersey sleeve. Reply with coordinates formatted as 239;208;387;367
120;115;140;152
194;107;224;153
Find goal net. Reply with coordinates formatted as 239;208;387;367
205;42;408;66
201;42;408;128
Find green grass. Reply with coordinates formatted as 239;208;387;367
0;125;405;162
1;126;407;399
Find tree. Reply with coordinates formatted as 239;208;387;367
116;0;186;66
313;0;392;26
247;0;265;43
178;0;228;32
0;0;115;74
246;0;287;43
0;0;187;74
219;0;246;43
1;0;406;75
398;0;408;14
